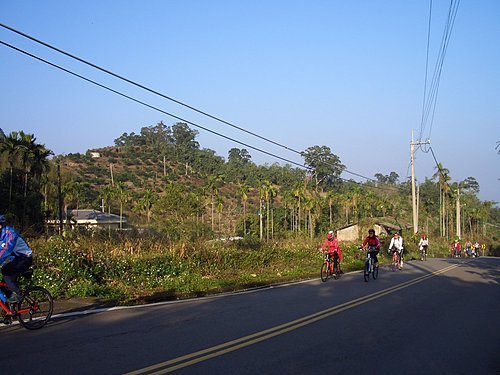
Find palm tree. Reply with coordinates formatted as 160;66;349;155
136;188;158;223
100;185;115;216
292;182;306;233
258;180;277;240
0;131;22;202
258;180;267;240
281;190;294;232
206;174;224;231
325;191;337;227
238;184;251;235
17;131;37;199
216;196;224;234
267;184;278;239
433;163;451;237
114;182;130;229
63;181;85;218
30;144;53;184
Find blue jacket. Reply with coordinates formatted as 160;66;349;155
0;226;32;265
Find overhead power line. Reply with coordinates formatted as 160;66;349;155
0;23;296;152
0;22;379;184
418;0;461;144
0;40;308;169
2;39;411;196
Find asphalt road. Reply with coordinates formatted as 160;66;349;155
0;257;498;375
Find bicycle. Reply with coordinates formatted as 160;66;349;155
420;245;428;261
390;249;400;271
0;268;53;330
320;251;341;282
361;246;378;282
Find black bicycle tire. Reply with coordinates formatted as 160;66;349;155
391;254;397;271
320;262;329;282
364;261;370;282
17;286;53;330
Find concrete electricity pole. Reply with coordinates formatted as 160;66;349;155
410;131;431;234
456;186;461;239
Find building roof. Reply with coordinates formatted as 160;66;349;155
66;209;126;224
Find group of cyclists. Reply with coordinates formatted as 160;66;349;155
450;239;482;258
320;228;430;276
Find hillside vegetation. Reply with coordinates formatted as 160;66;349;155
0;123;498;302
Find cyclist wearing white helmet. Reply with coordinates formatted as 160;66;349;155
0;214;33;303
388;232;404;269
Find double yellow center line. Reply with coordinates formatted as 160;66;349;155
126;264;459;374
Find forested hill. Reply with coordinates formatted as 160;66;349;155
1;122;497;243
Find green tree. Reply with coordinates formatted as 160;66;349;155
0;131;22;202
206;174;224;231
238;184;252;235
114;182;130;229
135;188;158;224
433;163;451;237
302;145;345;192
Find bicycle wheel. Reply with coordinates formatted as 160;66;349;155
372;263;379;279
363;261;370;282
17;286;53;330
321;262;330;282
392;254;398;271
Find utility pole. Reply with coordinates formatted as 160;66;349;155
110;163;114;186
57;163;63;235
456;186;461;239
410;131;431;234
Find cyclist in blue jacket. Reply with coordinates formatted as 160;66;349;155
0;214;33;303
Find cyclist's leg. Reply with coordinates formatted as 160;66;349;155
333;252;340;274
321;261;329;282
2;257;32;300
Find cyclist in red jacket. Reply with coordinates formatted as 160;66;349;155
320;230;343;269
359;228;381;267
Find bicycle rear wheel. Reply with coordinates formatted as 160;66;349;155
17;286;53;330
321;262;330;282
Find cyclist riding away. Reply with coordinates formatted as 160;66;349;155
320;230;343;273
388;232;404;269
359;228;380;267
0;214;33;303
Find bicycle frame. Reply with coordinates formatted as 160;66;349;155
391;250;400;271
321;252;341;282
365;253;373;273
0;271;53;329
421;245;428;260
0;281;33;319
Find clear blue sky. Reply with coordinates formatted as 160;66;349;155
1;1;499;203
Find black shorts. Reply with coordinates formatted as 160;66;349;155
1;256;33;277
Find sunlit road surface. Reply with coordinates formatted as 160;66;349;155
1;258;498;375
